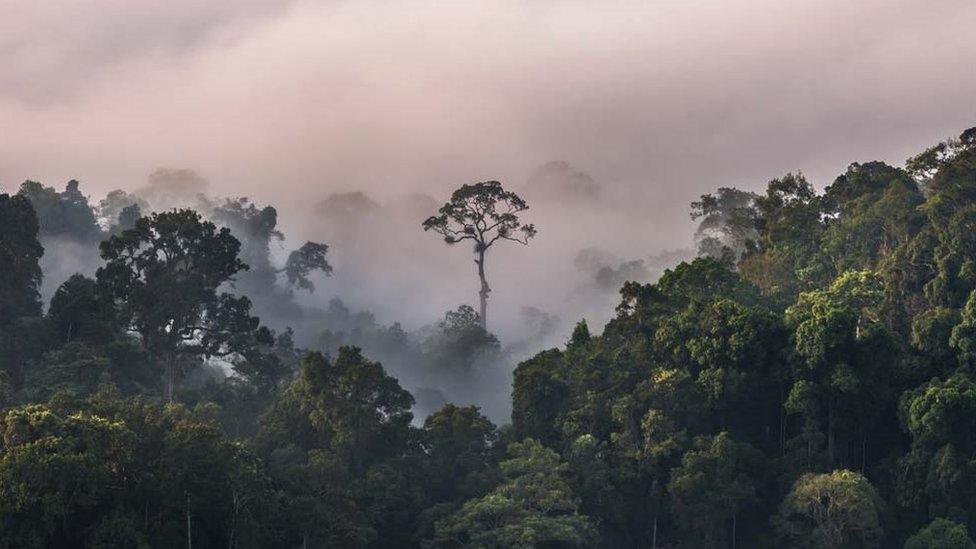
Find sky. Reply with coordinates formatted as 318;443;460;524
2;0;976;339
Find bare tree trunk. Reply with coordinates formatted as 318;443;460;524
228;491;238;549
780;389;787;456
652;512;658;549
827;404;836;466
165;355;176;402
861;432;867;473
186;491;192;549
475;249;490;329
732;512;737;549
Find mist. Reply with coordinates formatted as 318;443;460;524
3;0;976;421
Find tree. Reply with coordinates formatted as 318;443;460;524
114;203;143;234
17;179;102;243
0;193;44;322
422;404;498;505
212;198;284;292
213;197;333;295
258;348;420;546
0;393;275;548
911;307;960;373
653;297;786;438
690;187;759;264
569;319;591;347
950;290;976;369
423;181;536;329
0;193;45;386
785;270;894;468
47;274;113;344
429;438;595;548
897;372;976;522
424;305;500;374
904;518;976;549
820;162;924;273
667;432;767;549
511;349;569;448
282;241;333;293
738;172;825;304
262;348;415;465
0;404;136;547
775;470;885;548
98;189;149;232
96;209;262;401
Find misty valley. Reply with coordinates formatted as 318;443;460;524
3;126;976;548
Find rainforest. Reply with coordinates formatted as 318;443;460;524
2;127;976;547
4;1;976;548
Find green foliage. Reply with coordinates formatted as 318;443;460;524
902;373;976;452
905;518;976;549
47;274;114;345
7;125;976;547
775;470;885;548
911;307;961;371
784;270;896;468
424;305;500;373
667;432;767;548
950;290;976;369
0;193;44;322
568;319;591;347
258;348;421;546
428;439;595;548
739;172;825;303
423;404;498;503
897;372;976;523
0;394;274;548
96;209;270;400
821;162;925;275
0;193;45;388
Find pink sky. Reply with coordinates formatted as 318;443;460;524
2;0;974;245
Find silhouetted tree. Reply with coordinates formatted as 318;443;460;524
96;209;261;401
423;181;536;328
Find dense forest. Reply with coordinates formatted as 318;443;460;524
2;126;976;548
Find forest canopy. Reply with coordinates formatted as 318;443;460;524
2;126;976;547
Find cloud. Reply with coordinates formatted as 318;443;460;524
0;0;295;104
2;0;975;342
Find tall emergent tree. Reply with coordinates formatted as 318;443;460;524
422;181;536;328
96;209;265;401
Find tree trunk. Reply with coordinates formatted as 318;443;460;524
732;512;737;549
165;355;176;402
779;389;787;456
861;432;867;473
827;404;836;466
228;490;238;549
652;512;658;549
475;249;490;329
186;491;192;549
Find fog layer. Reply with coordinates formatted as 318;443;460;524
2;0;975;419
